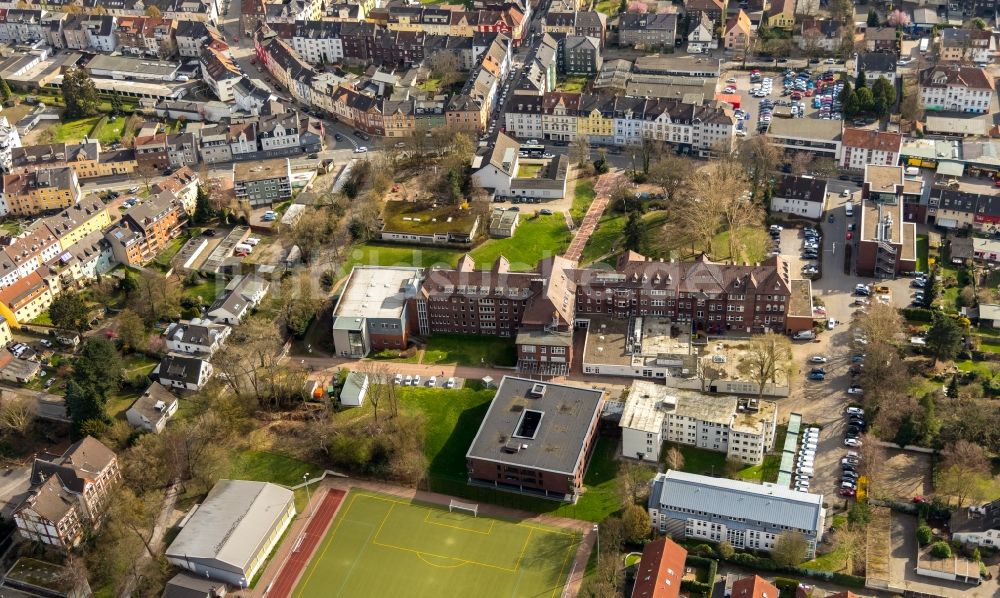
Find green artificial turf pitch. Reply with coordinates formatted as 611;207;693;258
293;490;581;598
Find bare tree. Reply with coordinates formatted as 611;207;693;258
570;136;591;167
426;51;464;88
858;433;887;496
665;446;685;471
714;161;761;261
0;392;33;435
789;151;813;176
738;136;781;201
739;332;792;401
937;440;992;506
617;461;653;508
647;154;692;201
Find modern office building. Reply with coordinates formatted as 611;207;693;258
331;266;423;357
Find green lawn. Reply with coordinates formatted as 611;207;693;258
916;234;929;273
581;213;626;265
339;243;464;277
557;76;590;93
152;235;188;269
292;490;580;598
956;360;995;377
711;227;769;264
421;334;517;367
803;539;849;572
664;442;776;481
94;116;128;145
572;179;596;222
182;278;222;305
121;354;158;377
418;78;441;92
227;450;325;512
106;392;139;421
53;117;101;142
470;213;571;271
30;312;53;326
593;0;620;16
516;163;544;178
735;453;781;483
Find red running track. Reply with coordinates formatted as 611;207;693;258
267;489;346;598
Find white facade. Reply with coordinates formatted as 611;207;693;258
953;528;1000;548
920;69;994;114
770;194;825;219
0;116;23;172
842;146;900;171
291;36;344;64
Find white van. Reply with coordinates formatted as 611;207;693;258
845;203;854;217
905;166;919;177
793;330;816;340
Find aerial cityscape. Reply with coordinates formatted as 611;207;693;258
0;0;995;596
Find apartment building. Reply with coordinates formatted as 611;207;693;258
13;437;120;549
840;128;902;172
855;52;897;85
684;0;726;26
133;133;199;171
620;381;777;464
201;45;242;102
562;35;601;75
765;117;843;160
919;65;994;114
856;165;917;277
631;537;687;598
648;470;826;558
104;191;185;266
39;196;111;251
11;142;136;181
618;12;677;48
164;319;231;357
770;174;828;220
291;20;343;63
928;188;1000;231
46;229;114;288
233;159;292;207
572;252;800;335
151;166;199;214
3;167;81;217
724;10;751;51
940;28;994;64
0;271;52;327
0;116;21;173
0;226;61;289
466;376;604;501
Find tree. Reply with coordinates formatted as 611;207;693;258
737;136;780;201
838;80;853;105
623;210;644;252
872;76;896;107
130;270;180;324
647;154;691;201
666;446;685;471
193;184;214;224
900;77;925;123
426;51;463;89
936;440;992;506
0;77;11;101
622;504;651;543
856;86;874;113
215;318;305;410
925;314;963;363
65;381;108;435
109;93;124;116
867;9;880;27
271;272;320;338
0;393;33;435
828;0;853;21
49;291;90;332
772;531;809;566
61;68;99;119
136;163;159;193
843;90;861;118
930;541;952;559
887;9;910;28
740;332;792;401
74;339;123;399
855;69;867;89
116;309;147;353
144;5;161;17
617;461;652;507
718;541;735;559
570;136;591;167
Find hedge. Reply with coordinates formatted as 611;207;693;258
685;555;718;586
774;577;800;592
901;307;935;322
680;580;712;595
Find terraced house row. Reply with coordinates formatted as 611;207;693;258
503;93;738;154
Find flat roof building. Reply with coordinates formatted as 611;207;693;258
649;470;826;558
85;54;181;82
165;480;296;587
331;266;423;357
233;159;292;208
466;376;604;502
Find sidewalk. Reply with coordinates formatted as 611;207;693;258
564;170;621;262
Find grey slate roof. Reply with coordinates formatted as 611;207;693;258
654;470;825;534
466;376;603;475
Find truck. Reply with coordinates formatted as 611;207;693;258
919;38;929;54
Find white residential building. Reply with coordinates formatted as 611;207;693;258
0;116;21;172
648;470;826;558
155;354;213;391
919;66;994;114
163;319;231;357
125;382;179;433
840;128;903;172
769;174;828;220
291;21;344;64
620;381;778;465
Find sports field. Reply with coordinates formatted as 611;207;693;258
293;490;581;598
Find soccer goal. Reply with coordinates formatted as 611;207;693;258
448;499;479;517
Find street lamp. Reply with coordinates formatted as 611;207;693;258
303;473;312;516
593;524;600;568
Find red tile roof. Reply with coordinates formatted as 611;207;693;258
630;537;687;598
731;575;778;598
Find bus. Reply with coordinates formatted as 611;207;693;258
520;144;545;158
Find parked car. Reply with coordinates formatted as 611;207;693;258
846;407;865;416
809;355;828;363
808;371;826;381
844;437;863;447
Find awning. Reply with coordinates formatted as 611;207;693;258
936;161;964;177
937;218;958;228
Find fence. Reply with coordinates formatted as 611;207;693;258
420;472;597;521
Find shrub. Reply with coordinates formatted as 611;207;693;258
916;524;933;546
717;540;735;559
690;544;717;558
930;541;952;559
680;580;711;594
900;307;934;322
774;577;800;592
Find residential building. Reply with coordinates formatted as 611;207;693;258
515;328;574;376
730;576;780;598
126;382;179;433
466;376;604;501
940;28;994;64
765;117;842;160
103;191;185;267
855;52;897;85
618;13;677;49
770;174;828;220
919;65;994;114
201;45;242;102
648;470;826;558
0;115;22;172
3;167;81;217
0;271;52;327
13;437;120;549
133;133;199;171
926;188;1000;231
164;319;231;357
155;354;213;391
175;19;213;57
330;266;423;356
165;480;295;586
797;18;846;53
765;0;795;30
233;159;292;207
863;26;897;52
619;381;778;464
206;274;270;325
630;537;687;598
687;13;716;53
39;196;111;251
840;128;902;172
542;11;606;46
291;20;343;63
561;35;601;75
724;10;751;52
47;230;114;289
572;251;807;335
114;16;177;58
0;226;61;289
684;0;726;26
152;166;199;214
856;165;917;277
